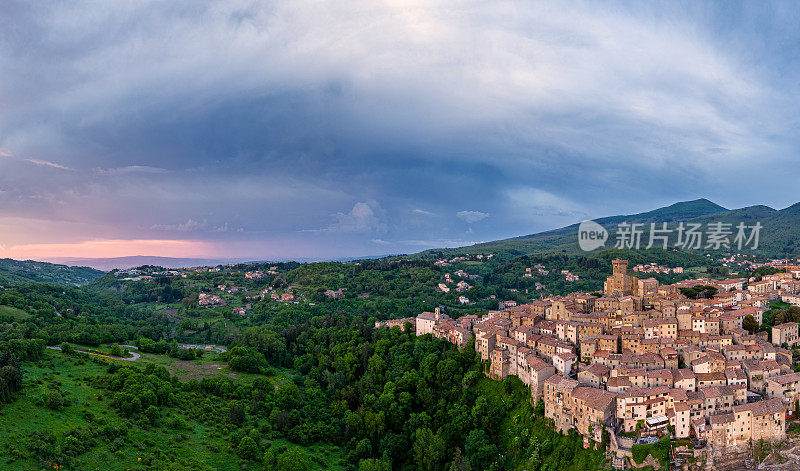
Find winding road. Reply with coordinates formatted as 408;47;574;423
46;345;141;361
46;343;227;361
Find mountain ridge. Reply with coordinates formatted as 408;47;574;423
45;256;257;271
418;198;800;259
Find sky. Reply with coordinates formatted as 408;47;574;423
2;0;800;261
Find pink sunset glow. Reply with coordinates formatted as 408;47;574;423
0;239;215;260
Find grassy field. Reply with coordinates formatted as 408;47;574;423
64;343;259;383
0;305;31;320
0;350;345;470
0;351;242;470
135;351;261;383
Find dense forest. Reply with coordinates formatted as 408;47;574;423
0;284;601;469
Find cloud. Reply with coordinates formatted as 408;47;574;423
95;166;167;176
303;201;387;234
151;219;207;232
0;149;12;157
1;2;800;258
456;210;489;223
505;187;587;219
151;219;240;234
399;238;478;248
25;159;73;171
212;223;242;233
321;201;387;233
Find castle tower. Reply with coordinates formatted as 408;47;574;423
612;259;628;276
606;259;634;297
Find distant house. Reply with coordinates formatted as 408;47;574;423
198;293;225;306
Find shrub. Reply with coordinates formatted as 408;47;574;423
236;436;259;460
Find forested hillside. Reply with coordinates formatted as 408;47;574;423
0;258;103;286
0;254;620;470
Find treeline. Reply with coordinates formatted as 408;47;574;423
135;338;205;361
0;338;43;405
484;249;725;298
88;274;188;304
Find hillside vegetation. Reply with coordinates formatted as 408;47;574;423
0;249;648;470
0;229;765;469
0;258;103;286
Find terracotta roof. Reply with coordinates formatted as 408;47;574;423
773;322;798;329
527;356;553;372
584;363;611;377
545;374;579;391
700;384;734;399
709;413;734;425
572;386;617;411
621;385;671;399
696;372;726;382
674;402;690;412
766;372;800;385
673;369;696;381
555;352;577;362
725;368;747;381
646;369;674;380
606;376;632;388
537;336;558;347
733;398;785;416
668;388;688;402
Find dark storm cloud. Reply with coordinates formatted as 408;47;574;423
1;0;799;258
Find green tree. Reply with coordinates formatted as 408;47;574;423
359;458;392;471
237;436;259;460
465;429;497;470
449;447;472;471
275;446;312;471
227;346;267;373
413;427;445;471
110;344;123;357
145;405;160;425
743;314;758;334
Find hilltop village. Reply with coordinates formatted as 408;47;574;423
381;259;800;462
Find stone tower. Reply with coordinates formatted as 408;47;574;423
605;259;635;297
612;259;629;277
